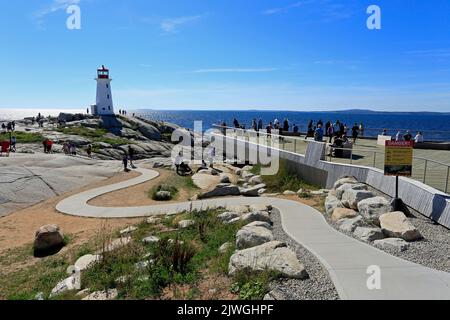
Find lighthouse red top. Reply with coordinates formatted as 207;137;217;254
97;65;109;79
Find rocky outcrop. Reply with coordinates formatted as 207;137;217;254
331;208;358;222
241;211;272;224
373;238;410;252
379;212;422;241
325;194;343;215
218;212;240;223
333;176;358;190
229;241;308;279
337;216;364;233
82;289;118;301
341;189;374;210
357;197;392;224
198;184;241;199
336;183;368;200
353;227;385;242
240;184;267;197
236;225;274;249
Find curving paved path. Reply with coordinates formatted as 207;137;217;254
56;167;450;300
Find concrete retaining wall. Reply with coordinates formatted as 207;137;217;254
214;134;450;229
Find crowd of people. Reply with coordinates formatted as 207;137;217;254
382;129;424;143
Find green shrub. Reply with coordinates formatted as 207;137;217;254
150;184;179;201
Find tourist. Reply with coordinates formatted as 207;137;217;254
266;122;273;138
86;145;92;158
174;152;192;175
306;120;314;139
233;118;239;129
128;145;135;167
11;121;15;131
45;139;53;153
403;130;412;141
42;139;48;153
10;136;16;152
325;121;331;136
197;159;208;173
327;125;334;143
86;108;89;114
381;129;388;136
274;118;279;128
359;122;364;137
63;142;69;155
395;131;403;141
221;120;227;135
258;118;263;131
314;124;324;142
333;121;340;137
415;132;424;143
7;122;12;132
122;153;129;172
331;136;344;158
352;123;359;144
1;123;5;132
293;124;299;134
251;119;257;131
317;119;323;128
283;118;289;133
70;143;76;155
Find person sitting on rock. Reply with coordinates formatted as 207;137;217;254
174;152;192;175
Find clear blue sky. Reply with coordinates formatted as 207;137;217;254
1;0;450;111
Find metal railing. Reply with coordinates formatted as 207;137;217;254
212;124;450;194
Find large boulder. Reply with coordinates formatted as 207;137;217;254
229;241;308;279
241;211;272;224
337;216;364;233
325;194;343;215
240;184;267;197
374;238;410;252
353;227;385;242
34;224;65;254
379;212;422;241
136;122;162;141
75;254;101;272
357;197;392;225
331;208;358;222
218;212;240;223
198;185;241;199
82;289;118;301
248;175;262;185
341;189;374;210
244;221;273;230
236;225;274;249
50;274;81;297
333;177;358;190
336;183;368;200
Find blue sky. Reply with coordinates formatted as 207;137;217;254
1;0;450;111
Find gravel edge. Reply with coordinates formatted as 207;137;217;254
324;188;450;273
268;208;340;300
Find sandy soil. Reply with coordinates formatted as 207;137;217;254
0;170;145;255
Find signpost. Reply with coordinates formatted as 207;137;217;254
384;140;414;213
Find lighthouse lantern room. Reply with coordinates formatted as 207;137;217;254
91;65;114;116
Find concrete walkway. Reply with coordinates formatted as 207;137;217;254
56;167;450;300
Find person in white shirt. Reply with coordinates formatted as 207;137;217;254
174;151;192;175
414;132;424;143
395;131;403;141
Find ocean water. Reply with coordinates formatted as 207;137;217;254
132;110;450;142
2;108;450;141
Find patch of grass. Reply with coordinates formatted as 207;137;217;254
253;160;320;193
230;270;278;300
150;184;179;201
0;132;44;144
56;125;131;147
148;173;199;201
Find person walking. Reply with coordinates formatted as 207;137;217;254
122;153;129;172
10;136;16;152
351;123;359;144
359;122;364;137
327;125;334;143
283;118;289;133
86;145;92;158
258;118;263;131
128;145;135;168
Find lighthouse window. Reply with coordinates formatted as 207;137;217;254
108;106;111;110
107;94;110;99
106;84;109;88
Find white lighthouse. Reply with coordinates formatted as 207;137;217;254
91;65;114;116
